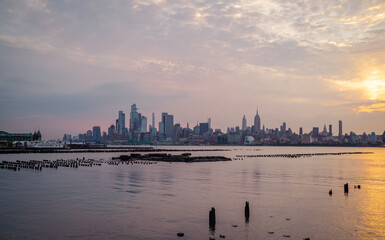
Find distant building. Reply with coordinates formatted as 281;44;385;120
254;109;261;133
92;126;101;140
299;127;303;136
280;122;286;137
242;115;247;131
130;104;140;134
159;122;165;134
329;124;332;136
63;134;72;142
86;130;92;139
290;134;298;144
370;132;376;144
312;127;319;137
321;124;328;136
165;114;174;138
244;135;255;145
193;125;200;135
140;116;147;133
173;124;181;142
0;131;35;142
362;132;368;144
152;112;156;136
199;123;209;135
117;111;126;135
339;120;343;136
108;124;115;139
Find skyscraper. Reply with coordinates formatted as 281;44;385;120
92;126;101;140
208;118;211;130
242;114;247;130
312;127;319;137
254;109;261;133
173;123;181;142
281;122;286;136
161;112;174;138
161;112;168;133
117;111;125;135
165;114;174;138
108;124;115;139
329;124;332;136
140;116;147;133
339;120;342;136
130;104;140;133
159;122;164;134
199;122;209;135
151;112;156;136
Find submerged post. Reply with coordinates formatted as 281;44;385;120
344;183;349;194
209;207;216;229
245;201;250;221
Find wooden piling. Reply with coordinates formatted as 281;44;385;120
344;183;349;194
209;207;216;229
245;201;250;221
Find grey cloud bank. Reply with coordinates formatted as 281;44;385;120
0;0;385;139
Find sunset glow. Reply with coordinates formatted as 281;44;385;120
0;0;385;139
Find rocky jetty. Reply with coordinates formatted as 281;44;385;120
115;153;231;163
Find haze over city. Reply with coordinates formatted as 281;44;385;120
1;0;385;139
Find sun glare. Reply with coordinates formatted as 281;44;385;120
364;70;385;100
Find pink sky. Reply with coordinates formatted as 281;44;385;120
0;0;385;140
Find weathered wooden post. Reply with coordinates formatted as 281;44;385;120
344;183;349;194
245;201;250;221
209;207;216;229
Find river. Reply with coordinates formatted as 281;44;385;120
0;146;384;240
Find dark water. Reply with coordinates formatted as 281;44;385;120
0;146;384;240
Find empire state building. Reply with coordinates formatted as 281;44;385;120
254;109;261;133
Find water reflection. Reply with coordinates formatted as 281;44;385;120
358;152;385;239
0;147;385;240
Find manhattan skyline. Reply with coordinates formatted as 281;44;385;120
1;1;385;139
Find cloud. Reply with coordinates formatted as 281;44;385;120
355;102;385;113
1;0;385;137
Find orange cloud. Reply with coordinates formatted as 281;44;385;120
355;102;385;113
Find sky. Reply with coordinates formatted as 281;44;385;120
0;0;385;140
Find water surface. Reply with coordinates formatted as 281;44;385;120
0;146;384;239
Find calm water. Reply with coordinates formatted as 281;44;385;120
0;146;384;240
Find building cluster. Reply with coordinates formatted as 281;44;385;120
63;104;385;146
0;131;41;142
0;130;42;147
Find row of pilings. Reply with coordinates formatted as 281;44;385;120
236;151;373;159
0;157;159;172
209;202;250;231
0;157;102;171
204;201;310;240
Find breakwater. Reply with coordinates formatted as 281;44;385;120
0;153;231;172
0;158;104;171
0;147;230;154
235;151;373;159
115;153;232;162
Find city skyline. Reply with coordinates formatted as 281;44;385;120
0;104;383;141
48;105;384;146
1;1;385;139
56;104;370;141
